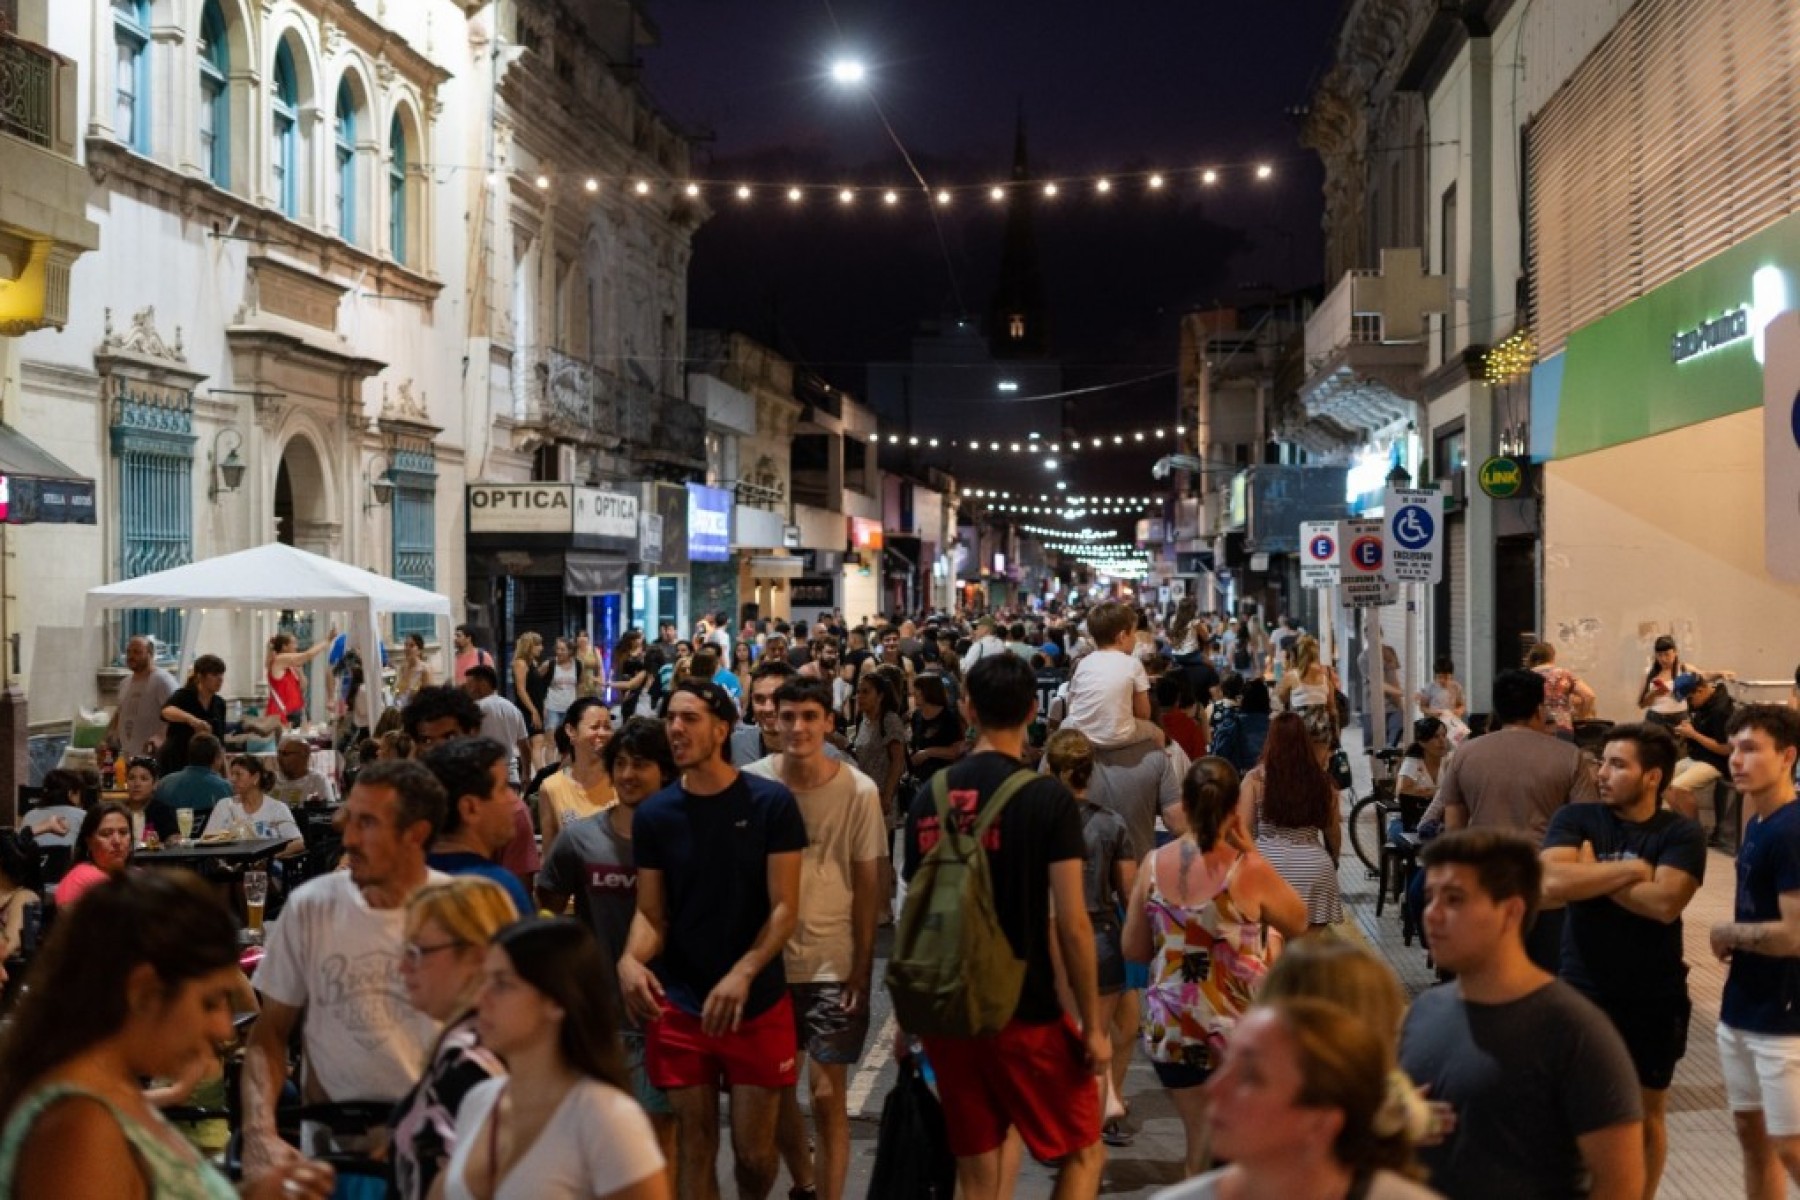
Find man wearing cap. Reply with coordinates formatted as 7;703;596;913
620;679;808;1199
1671;672;1737;838
961;616;1006;673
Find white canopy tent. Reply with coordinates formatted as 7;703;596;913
83;543;453;729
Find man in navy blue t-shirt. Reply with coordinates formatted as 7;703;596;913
1710;704;1800;1196
620;679;806;1200
1541;722;1705;1197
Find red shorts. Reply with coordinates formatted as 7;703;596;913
921;1016;1101;1160
644;994;799;1091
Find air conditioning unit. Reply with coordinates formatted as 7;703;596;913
535;442;578;482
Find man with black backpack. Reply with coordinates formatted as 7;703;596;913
895;653;1108;1198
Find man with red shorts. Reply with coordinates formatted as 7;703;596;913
900;652;1109;1197
620;679;807;1199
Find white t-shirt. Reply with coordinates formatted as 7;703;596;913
444;1077;664;1200
255;870;448;1104
202;795;301;841
743;757;887;982
1062;648;1150;748
1397;757;1437;795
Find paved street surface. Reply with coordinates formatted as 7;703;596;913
753;748;1800;1197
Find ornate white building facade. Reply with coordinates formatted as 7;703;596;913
0;0;699;724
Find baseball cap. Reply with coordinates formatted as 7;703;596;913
673;678;740;725
1671;672;1703;700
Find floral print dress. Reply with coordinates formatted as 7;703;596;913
1141;850;1272;1073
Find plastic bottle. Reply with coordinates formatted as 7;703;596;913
113;752;127;791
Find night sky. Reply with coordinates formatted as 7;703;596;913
641;0;1343;501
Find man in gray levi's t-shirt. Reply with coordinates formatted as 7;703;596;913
1400;830;1644;1200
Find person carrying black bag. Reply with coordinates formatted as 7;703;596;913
868;1053;955;1199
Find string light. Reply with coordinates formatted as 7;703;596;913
881;421;1187;453
1484;328;1535;383
474;157;1293;209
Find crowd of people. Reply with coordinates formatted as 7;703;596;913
2;604;1800;1199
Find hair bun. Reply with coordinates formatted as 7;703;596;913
1373;1069;1433;1142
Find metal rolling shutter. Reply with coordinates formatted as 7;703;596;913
1530;0;1800;355
1447;516;1467;677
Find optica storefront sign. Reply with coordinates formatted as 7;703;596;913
686;484;731;562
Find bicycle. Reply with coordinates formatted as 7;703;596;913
1346;747;1406;878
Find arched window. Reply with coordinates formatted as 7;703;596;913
334;80;356;242
389;114;408;264
271;41;299;217
112;0;151;152
198;0;229;186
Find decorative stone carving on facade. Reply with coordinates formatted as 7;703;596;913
382;379;431;424
98;306;187;364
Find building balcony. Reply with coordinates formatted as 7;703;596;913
611;370;705;476
519;347;623;445
0;31;98;335
1300;250;1445;437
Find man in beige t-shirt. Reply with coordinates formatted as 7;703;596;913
743;676;884;1200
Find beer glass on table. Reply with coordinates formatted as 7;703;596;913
243;870;268;943
176;808;194;844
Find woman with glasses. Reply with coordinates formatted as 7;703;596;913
442;920;667;1199
390;876;520;1200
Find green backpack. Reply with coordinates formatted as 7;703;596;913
885;769;1035;1038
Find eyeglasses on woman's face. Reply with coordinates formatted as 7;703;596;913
401;939;468;969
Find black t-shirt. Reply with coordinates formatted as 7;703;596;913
910;707;964;782
1542;804;1707;1000
902;751;1085;1024
844;648;873;678
632;771;808;1018
1687;686;1734;772
1400;981;1642;1200
158;685;226;775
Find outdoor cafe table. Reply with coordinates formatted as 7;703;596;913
135;836;290;874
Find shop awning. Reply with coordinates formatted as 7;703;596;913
0;424;95;525
564;552;628;596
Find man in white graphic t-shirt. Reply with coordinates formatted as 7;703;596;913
240;759;448;1181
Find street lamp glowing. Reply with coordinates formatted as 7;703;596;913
736;185;752;200
936;189;952;205
584;178;599;193
990;185;1006;202
838;188;855;204
1148;173;1165;189
1201;168;1218;185
883;190;899;205
787;187;803;202
830;58;866;86
1256;163;1274;180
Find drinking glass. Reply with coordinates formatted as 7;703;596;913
243;870;269;942
176;808;194;843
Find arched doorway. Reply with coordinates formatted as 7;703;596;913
272;436;334;555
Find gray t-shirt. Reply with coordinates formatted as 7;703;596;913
1432;726;1598;844
1399;980;1641;1199
539;812;638;969
116;668;177;754
1086;738;1181;861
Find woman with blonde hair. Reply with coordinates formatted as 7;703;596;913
389;876;520;1200
1155;998;1438;1198
512;632;550;764
1275;635;1336;728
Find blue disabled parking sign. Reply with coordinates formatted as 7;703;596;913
1382;487;1442;584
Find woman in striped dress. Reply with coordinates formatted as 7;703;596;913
1240;712;1343;931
